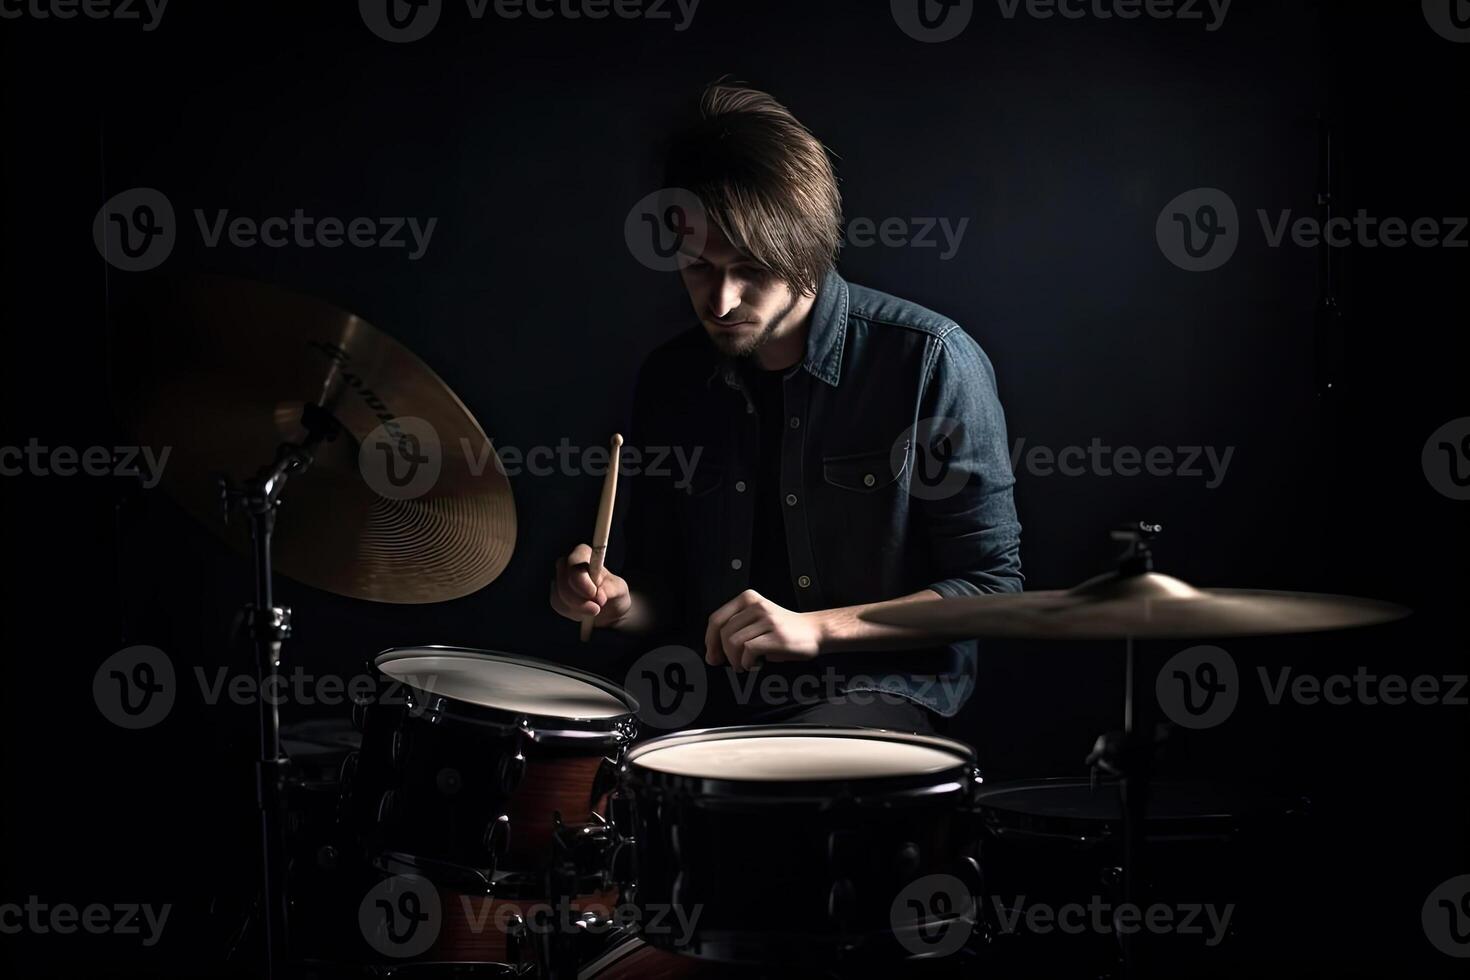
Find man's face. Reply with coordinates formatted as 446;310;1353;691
679;222;804;359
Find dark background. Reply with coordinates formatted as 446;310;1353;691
2;0;1466;976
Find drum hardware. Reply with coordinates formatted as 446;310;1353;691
862;520;1409;980
212;400;344;978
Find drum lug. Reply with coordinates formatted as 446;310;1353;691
484;813;511;864
590;755;620;809
498;751;526;795
609;836;637;889
894;841;922;877
827;877;858;927
376;789;400;827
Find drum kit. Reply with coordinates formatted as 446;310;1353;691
112;277;1411;979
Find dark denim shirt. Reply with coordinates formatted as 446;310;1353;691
621;269;1022;717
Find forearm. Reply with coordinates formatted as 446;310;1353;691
810;589;947;654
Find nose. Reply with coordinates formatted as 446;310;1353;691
710;273;743;320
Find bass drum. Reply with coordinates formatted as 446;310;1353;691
973;777;1309;977
577;927;988;979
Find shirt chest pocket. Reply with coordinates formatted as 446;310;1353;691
821;445;907;493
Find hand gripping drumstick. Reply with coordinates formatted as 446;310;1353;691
580;433;623;642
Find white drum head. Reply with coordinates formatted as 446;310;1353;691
630;728;970;781
377;649;632;719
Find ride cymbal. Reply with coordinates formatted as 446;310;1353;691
860;570;1410;640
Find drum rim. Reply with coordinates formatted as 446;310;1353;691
623;724;979;800
972;776;1308;830
372;645;640;732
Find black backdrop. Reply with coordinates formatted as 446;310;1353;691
2;1;1466;976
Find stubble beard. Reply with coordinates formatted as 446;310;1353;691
709;291;800;360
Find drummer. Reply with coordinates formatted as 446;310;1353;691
551;81;1022;734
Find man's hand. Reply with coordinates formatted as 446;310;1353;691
551;544;632;628
705;589;825;672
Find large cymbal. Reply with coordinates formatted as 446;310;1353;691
113;275;515;604
861;570;1410;640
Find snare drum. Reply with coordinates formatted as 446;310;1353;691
616;726;985;966
344;647;638;893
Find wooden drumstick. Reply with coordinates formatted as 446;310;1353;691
580;433;624;642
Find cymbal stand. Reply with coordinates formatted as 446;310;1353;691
1084;522;1167;980
217;403;341;978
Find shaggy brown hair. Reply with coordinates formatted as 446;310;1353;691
664;81;842;295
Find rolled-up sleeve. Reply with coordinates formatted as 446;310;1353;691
916;327;1023;597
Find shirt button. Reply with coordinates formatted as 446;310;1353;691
735;480;747;493
731;558;743;570
789;416;801;429
797;575;812;589
785;493;798;506
863;473;876;487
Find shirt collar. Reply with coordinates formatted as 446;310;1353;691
703;267;848;390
